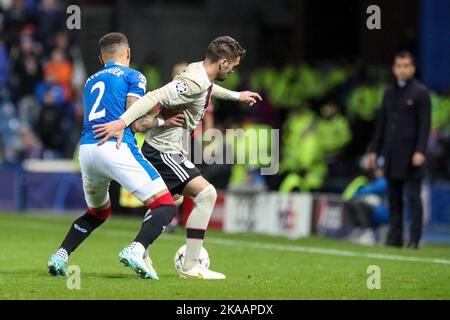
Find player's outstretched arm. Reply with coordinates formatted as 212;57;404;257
93;79;198;147
238;91;262;106
211;84;262;106
211;84;240;101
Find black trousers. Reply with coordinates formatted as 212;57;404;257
386;179;423;247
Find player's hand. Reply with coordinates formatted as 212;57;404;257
412;152;426;167
239;91;262;106
93;119;127;149
164;113;185;127
367;153;378;169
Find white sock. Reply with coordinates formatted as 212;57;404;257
183;185;216;271
56;248;68;262
183;239;203;271
129;241;145;258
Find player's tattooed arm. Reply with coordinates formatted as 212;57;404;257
132;113;185;132
125;96;155;132
126;96;155;133
126;96;139;110
131;114;157;133
127;97;185;132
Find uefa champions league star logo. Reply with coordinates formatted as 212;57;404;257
175;81;188;94
139;73;147;85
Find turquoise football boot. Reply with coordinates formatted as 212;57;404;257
48;254;68;277
118;247;159;280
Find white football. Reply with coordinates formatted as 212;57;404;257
174;244;210;272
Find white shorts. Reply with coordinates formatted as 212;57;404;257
79;142;167;208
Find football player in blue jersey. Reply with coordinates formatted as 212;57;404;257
47;33;182;280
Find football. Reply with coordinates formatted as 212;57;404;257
174;245;210;272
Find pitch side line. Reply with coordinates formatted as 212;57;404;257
204;238;450;265
4;220;450;266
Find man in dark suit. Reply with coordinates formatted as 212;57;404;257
368;52;431;249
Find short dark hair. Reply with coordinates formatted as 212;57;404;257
206;36;246;63
99;32;129;56
394;51;415;65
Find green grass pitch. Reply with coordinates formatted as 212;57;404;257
0;212;449;300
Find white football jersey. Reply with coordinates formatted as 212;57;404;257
144;61;239;156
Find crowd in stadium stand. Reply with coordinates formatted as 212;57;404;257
0;1;449;193
0;0;85;161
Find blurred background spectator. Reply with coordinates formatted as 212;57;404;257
343;167;389;245
0;0;86;161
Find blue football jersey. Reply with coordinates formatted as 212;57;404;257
80;61;147;145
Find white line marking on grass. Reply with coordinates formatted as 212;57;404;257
3;220;450;266
204;238;450;266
